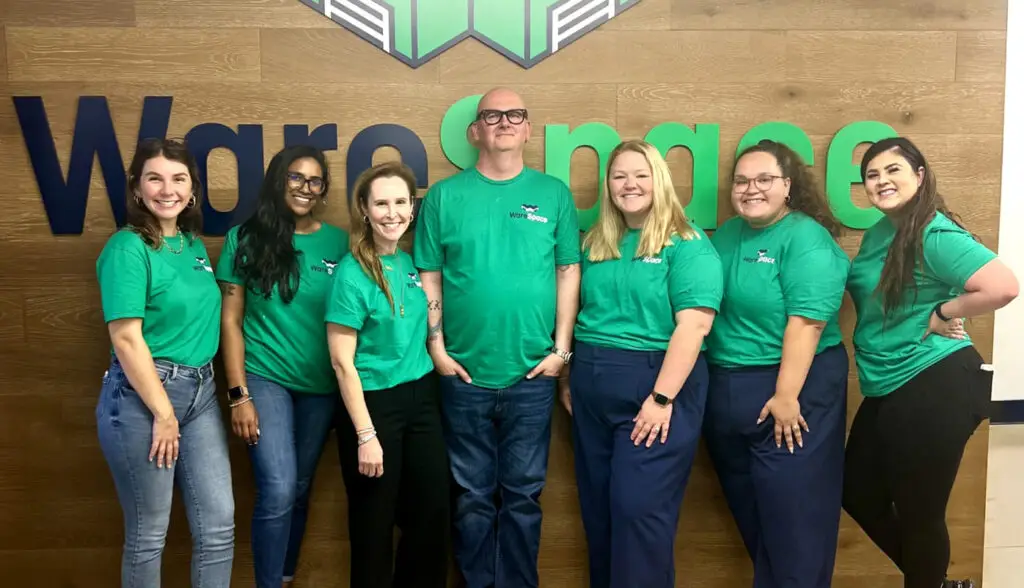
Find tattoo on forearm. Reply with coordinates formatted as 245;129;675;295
219;283;237;296
428;321;443;340
427;300;442;311
556;263;577;273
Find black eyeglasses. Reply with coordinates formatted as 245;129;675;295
476;109;528;126
286;172;325;194
732;175;784;192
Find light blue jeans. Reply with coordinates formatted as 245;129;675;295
96;357;235;587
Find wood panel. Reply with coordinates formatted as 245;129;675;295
0;0;1008;586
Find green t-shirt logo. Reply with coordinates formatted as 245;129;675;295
194;256;213;273
318;258;340;276
742;248;776;264
510;203;549;224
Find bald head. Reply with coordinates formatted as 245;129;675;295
477;87;527;113
470;86;532;161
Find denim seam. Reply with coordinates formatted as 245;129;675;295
179;437;207;584
112;399;143;588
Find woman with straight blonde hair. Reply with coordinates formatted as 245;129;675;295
326;161;449;587
559;139;723;588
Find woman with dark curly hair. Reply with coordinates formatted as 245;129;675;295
214;144;348;588
702;139;850;588
843;137;1018;588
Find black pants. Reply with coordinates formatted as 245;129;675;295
336;372;451;588
842;346;991;588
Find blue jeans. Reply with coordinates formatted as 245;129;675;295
96;357;235;588
440;374;556;588
245;373;337;587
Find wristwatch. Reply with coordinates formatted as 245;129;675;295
551;346;574;364
651;391;672;407
227;385;248;402
933;301;952;322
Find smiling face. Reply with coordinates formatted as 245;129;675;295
284;157;325;217
607;149;654;228
362;175;413;251
862;148;924;213
135;155;194;226
731;151;791;227
470;88;531;156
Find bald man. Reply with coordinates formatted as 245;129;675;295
414;87;581;588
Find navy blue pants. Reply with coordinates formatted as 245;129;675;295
703;343;848;588
570;340;709;588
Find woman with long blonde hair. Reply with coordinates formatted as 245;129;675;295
561;139;722;588
326;161;449;587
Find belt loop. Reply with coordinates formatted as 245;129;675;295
172;364;179;381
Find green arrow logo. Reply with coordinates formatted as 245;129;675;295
298;0;641;68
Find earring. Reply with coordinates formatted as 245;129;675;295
784;195;791;204
134;195;143;206
363;215;369;224
186;196;196;209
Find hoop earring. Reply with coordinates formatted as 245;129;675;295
187;195;196;209
363;215;369;224
134;195;143;206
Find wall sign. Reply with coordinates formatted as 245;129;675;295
297;0;641;69
12;93;893;237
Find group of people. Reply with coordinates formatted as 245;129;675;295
93;86;1017;588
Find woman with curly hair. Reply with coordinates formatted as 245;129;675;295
703;139;850;588
215;144;348;588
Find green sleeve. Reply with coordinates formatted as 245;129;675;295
97;238;149;323
780;245;850;321
413;186;443;271
325;274;369;331
668;238;723;313
554;182;582;265
214;227;243;285
924;228;997;289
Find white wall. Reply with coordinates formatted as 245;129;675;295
990;0;1024;401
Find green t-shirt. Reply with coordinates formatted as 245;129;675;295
325;250;433;391
705;212;850;368
574;226;723;352
848;212;996;397
215;222;348;394
413;166;581;389
96;228;221;367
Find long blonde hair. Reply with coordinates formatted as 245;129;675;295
582;140;697;261
349;161;418;312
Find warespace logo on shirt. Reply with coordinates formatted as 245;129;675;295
742;249;776;264
297;0;642;69
314;258;339;275
194;257;214;273
510;204;549;223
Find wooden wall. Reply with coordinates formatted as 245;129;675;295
0;1;1008;586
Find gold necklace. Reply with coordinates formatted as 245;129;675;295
382;256;406;318
163;233;184;254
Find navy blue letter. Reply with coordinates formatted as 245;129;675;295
14;96;173;234
345;123;428;204
184;123;265;236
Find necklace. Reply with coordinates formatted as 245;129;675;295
163;233;184;254
382;256;406;318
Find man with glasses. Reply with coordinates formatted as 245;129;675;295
414;87;581;588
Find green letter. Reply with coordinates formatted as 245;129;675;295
736;122;814;165
545;123;622;231
440;94;482;170
644;123;720;230
827;121;898;229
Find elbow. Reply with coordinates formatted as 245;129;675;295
996;281;1019;308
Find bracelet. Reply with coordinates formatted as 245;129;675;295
229;396;252;409
355;426;375;435
934;301;952;322
357;431;378;446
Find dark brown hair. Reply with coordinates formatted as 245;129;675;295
126;137;203;248
734;139;842;239
349;161;418;311
860;136;971;314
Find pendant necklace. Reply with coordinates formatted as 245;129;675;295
383;256;406;318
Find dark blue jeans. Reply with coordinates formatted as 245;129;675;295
440;374;556;588
569;341;708;588
703;344;848;588
96;357;235;588
245;373;337;588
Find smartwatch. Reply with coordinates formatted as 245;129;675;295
227;385;248;402
933;301;952;322
651;391;672;407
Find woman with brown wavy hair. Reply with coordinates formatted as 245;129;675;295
702;139;850;588
843;137;1018;588
325;161;449;587
95;137;234;587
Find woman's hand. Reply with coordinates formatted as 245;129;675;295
631;395;672;448
923;313;966;341
757;395;808;453
150;413;180;469
430;349;472;383
358;437;384;478
231;400;260;446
